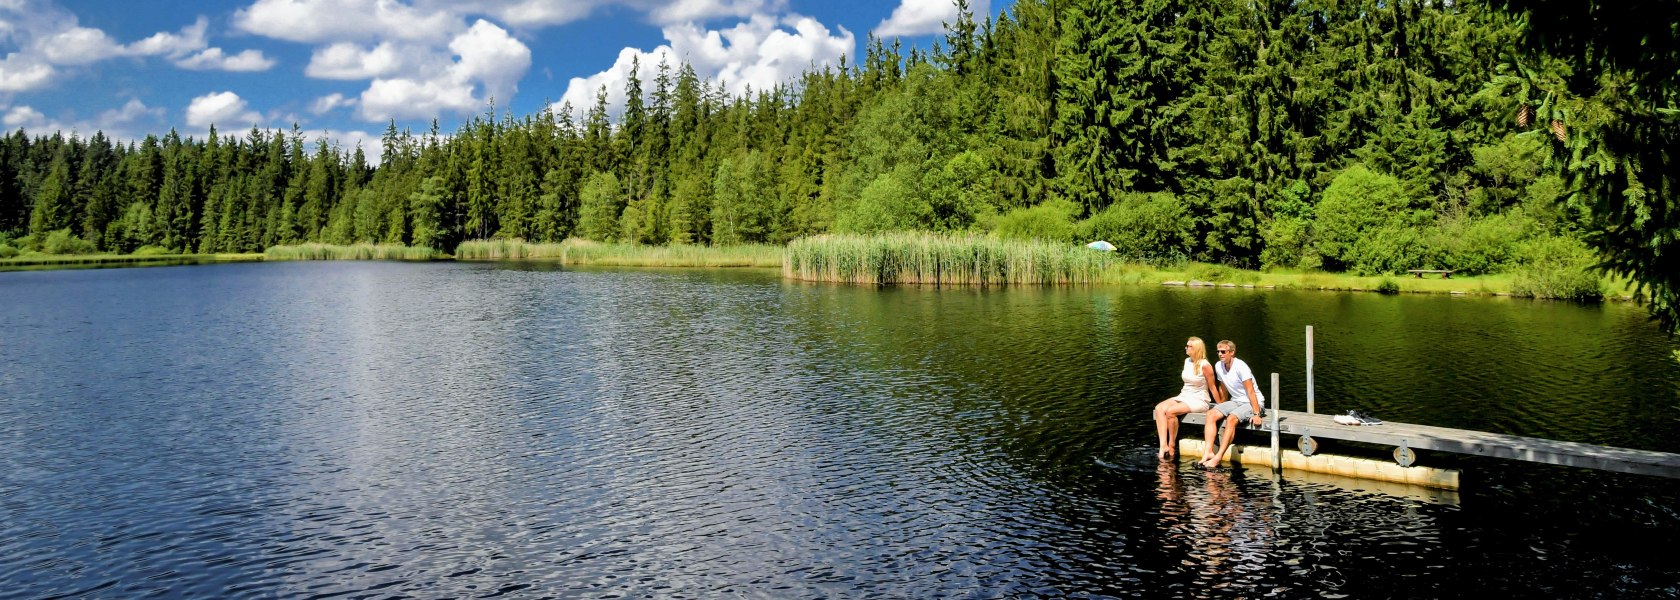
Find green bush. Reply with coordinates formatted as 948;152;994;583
922;150;1000;231
1511;235;1603;301
836;170;928;235
1260;217;1314;270
1340;225;1426;275
1080;192;1194;265
992;198;1079;243
42;229;96;255
1376;278;1400;294
1422;211;1540;275
133;245;174;256
0;244;16;259
1312;164;1423;271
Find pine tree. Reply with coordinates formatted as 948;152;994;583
29;144;75;238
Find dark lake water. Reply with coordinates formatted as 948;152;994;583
2;261;1678;598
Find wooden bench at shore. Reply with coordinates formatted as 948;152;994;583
1406;269;1455;278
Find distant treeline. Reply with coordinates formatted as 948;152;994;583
0;0;1595;277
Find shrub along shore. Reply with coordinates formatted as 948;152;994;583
3;236;1623;302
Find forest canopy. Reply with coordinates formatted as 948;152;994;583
0;0;1672;326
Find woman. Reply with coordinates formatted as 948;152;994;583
1199;339;1265;469
1153;337;1219;460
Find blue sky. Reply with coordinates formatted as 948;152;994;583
0;0;1006;161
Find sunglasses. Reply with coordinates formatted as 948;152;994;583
1217;349;1231;354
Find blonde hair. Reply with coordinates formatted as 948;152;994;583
1217;340;1236;357
1187;337;1208;364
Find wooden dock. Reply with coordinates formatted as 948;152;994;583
1182;409;1680;479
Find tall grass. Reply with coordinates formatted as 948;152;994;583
452;238;570;259
265;243;443;261
1511;264;1605;301
454;238;783;267
785;232;1119;285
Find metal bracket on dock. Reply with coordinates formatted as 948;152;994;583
1394;440;1416;467
1299;434;1318;457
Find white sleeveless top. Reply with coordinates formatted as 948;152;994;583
1181;358;1210;391
1174;358;1213;411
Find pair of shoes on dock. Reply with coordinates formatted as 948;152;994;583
1334;410;1384;426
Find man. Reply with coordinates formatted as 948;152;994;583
1199;340;1265;469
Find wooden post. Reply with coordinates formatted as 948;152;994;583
1306;325;1315;414
1271;372;1281;471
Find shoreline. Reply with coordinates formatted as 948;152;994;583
1;245;1634;303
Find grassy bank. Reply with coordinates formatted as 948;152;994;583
785;233;1117;285
0;253;263;270
455;238;782;267
782;233;1624;301
264;243;444;261
1148;262;1627;301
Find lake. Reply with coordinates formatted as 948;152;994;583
2;261;1677;598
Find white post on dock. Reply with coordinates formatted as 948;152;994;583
1271;372;1281;471
1306;325;1315;414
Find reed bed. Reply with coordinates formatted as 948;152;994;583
454;238;783;267
264;243;443;261
785;233;1119;285
452;238;570;259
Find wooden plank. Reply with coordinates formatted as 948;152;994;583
1181;410;1680;479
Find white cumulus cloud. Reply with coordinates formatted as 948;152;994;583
99;97;166;126
355;19;530;121
0;97;164;140
306;128;384;165
2;105;50;129
176;48;277;71
306;42;410;79
126;17;210;58
0;56;55;92
311;93;355;115
557;13;852;121
187;91;264;128
234;0;460;44
875;0;988;38
37;26;125;65
449;18;531;99
0;3;273;92
649;0;783;25
403;0;786;28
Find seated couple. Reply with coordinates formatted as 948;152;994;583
1152;337;1266;468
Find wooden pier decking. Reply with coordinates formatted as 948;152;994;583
1182;409;1680;479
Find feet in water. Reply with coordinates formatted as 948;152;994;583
1158;448;1176;461
1198;455;1220;469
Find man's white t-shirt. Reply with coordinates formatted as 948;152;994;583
1216;358;1264;405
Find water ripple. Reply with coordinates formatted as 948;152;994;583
0;263;1676;598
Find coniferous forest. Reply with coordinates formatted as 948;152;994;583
1;0;1674;324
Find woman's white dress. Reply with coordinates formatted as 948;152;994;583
1173;358;1213;412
